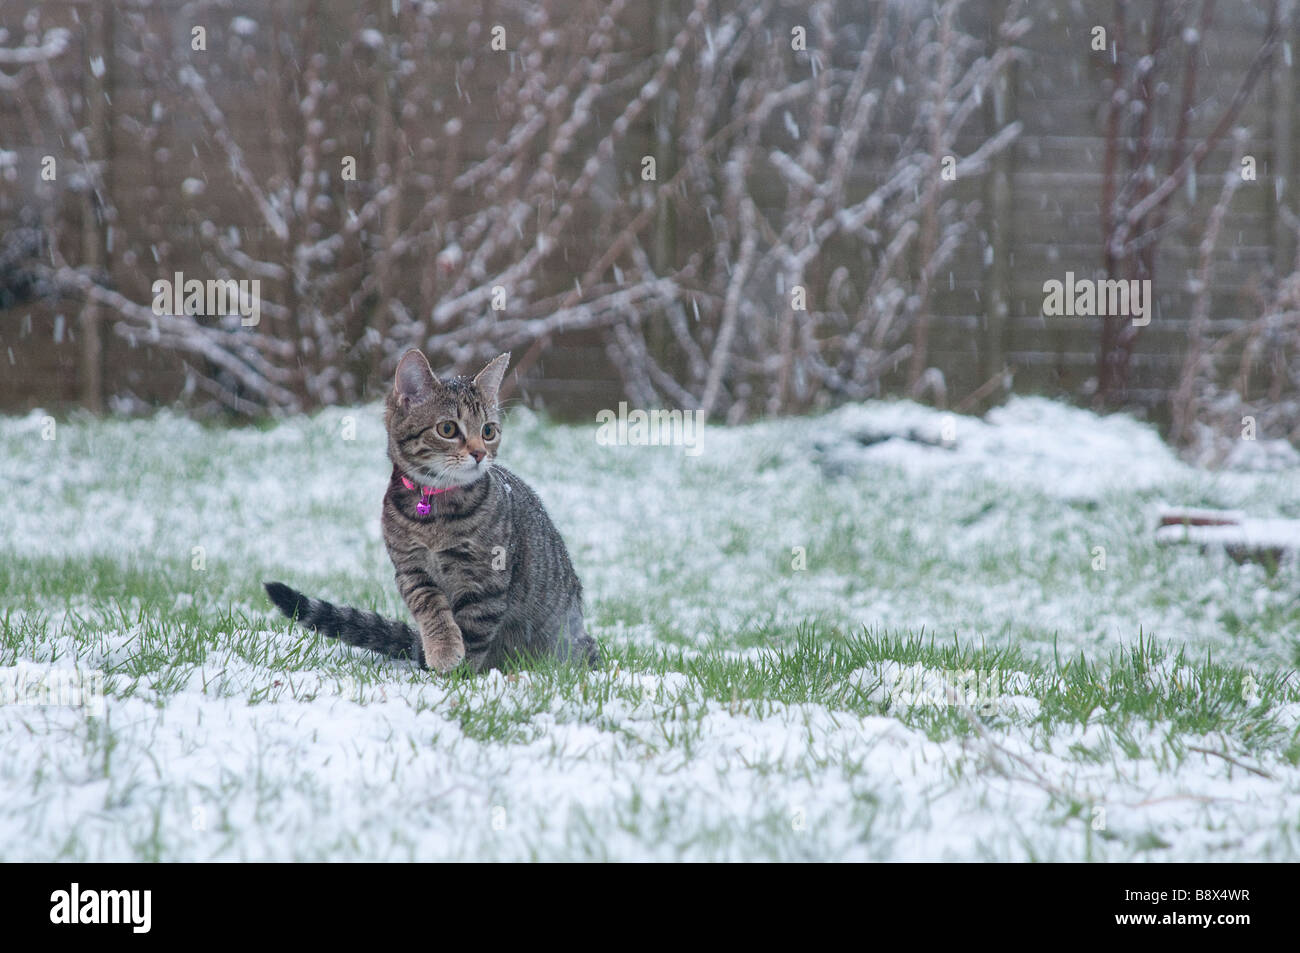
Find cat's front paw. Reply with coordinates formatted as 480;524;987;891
425;639;466;673
420;620;466;673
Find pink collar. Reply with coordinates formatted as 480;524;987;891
401;474;455;515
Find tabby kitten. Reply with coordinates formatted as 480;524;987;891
265;349;597;672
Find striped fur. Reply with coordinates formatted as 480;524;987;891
266;349;598;673
264;581;422;662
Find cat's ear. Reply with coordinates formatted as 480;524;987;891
394;348;438;408
473;352;511;406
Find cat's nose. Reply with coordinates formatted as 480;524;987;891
469;448;485;463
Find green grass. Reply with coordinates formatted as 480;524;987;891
4;596;1293;759
3;401;1300;860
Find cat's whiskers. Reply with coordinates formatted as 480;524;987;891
425;460;458;488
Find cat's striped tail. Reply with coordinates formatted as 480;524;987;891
264;581;423;665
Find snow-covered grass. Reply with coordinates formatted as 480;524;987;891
1;397;1299;860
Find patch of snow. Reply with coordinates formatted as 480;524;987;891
818;396;1186;502
2;397;1299;859
1221;437;1300;472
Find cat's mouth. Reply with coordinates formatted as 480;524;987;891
411;458;489;488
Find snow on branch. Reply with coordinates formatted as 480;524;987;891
22;0;1027;418
0;29;70;65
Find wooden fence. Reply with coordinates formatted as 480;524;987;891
0;0;1294;424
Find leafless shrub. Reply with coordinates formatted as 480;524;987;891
13;0;1026;418
1096;0;1280;405
1174;201;1300;466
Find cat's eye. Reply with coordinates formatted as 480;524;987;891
482;423;498;440
435;421;459;439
